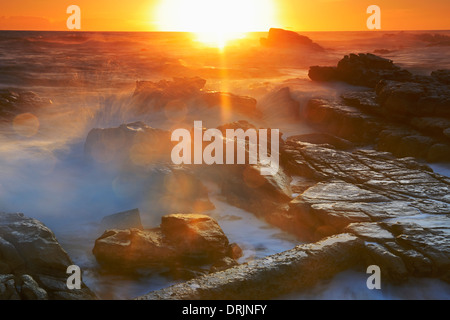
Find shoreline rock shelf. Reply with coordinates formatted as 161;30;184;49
0;213;96;300
137;233;363;300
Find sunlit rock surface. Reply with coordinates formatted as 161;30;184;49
93;213;241;274
261;28;324;52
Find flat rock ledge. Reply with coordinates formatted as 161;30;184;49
137;233;363;300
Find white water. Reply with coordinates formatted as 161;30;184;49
281;270;450;300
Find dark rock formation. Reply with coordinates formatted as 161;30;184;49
0;89;50;121
0;213;96;300
93;214;240;272
309;53;412;87
260;28;324;51
84;121;172;166
376;79;450;119
303;97;450;162
137;233;363;300
132;77;257;116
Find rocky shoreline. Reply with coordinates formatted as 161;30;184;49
1;50;449;300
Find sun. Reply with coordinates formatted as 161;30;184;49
155;0;276;48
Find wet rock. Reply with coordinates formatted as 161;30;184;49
287;133;354;150
137;234;364;300
132;77;257;116
99;208;143;232
209;257;239;273
383;241;433;277
20;274;48;300
376;80;450;119
277;142;450;242
303;98;450;161
161;214;230;260
308;66;338;82
93;214;238;272
0;89;51;121
345;223;395;243
0;213;96;300
260;28;324;51
227;243;243;260
93;228;174;268
0;275;20;300
84;121;172;166
431;69;450;85
309;53;412;87
364;242;409;284
258;87;301;122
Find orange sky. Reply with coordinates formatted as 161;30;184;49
0;0;449;31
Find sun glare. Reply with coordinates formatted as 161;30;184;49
155;0;276;48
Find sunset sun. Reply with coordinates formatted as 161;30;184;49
155;0;277;48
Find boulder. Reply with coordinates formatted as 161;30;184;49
309;53;412;87
0;212;96;300
93;214;238;272
260;28;324;51
161;214;230;259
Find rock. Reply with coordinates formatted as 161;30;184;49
137;234;364;300
431;69;450;85
20;274;48;300
277;142;450;242
209;257;239;273
227;243;243;260
99;208;143;232
345;223;395;243
84;121;172;166
93;214;236;272
260;28;324;51
364;242;409;283
341;91;381;115
308;66;338;82
309;53;412;87
132;77;257;116
93;228;177;269
383;241;433;277
303;98;450;161
84;122;215;221
0;212;96;300
0;274;19;300
0;89;51;121
376;80;450;119
287;133;354;150
258;87;301;122
409;117;450;142
161;214;230;260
